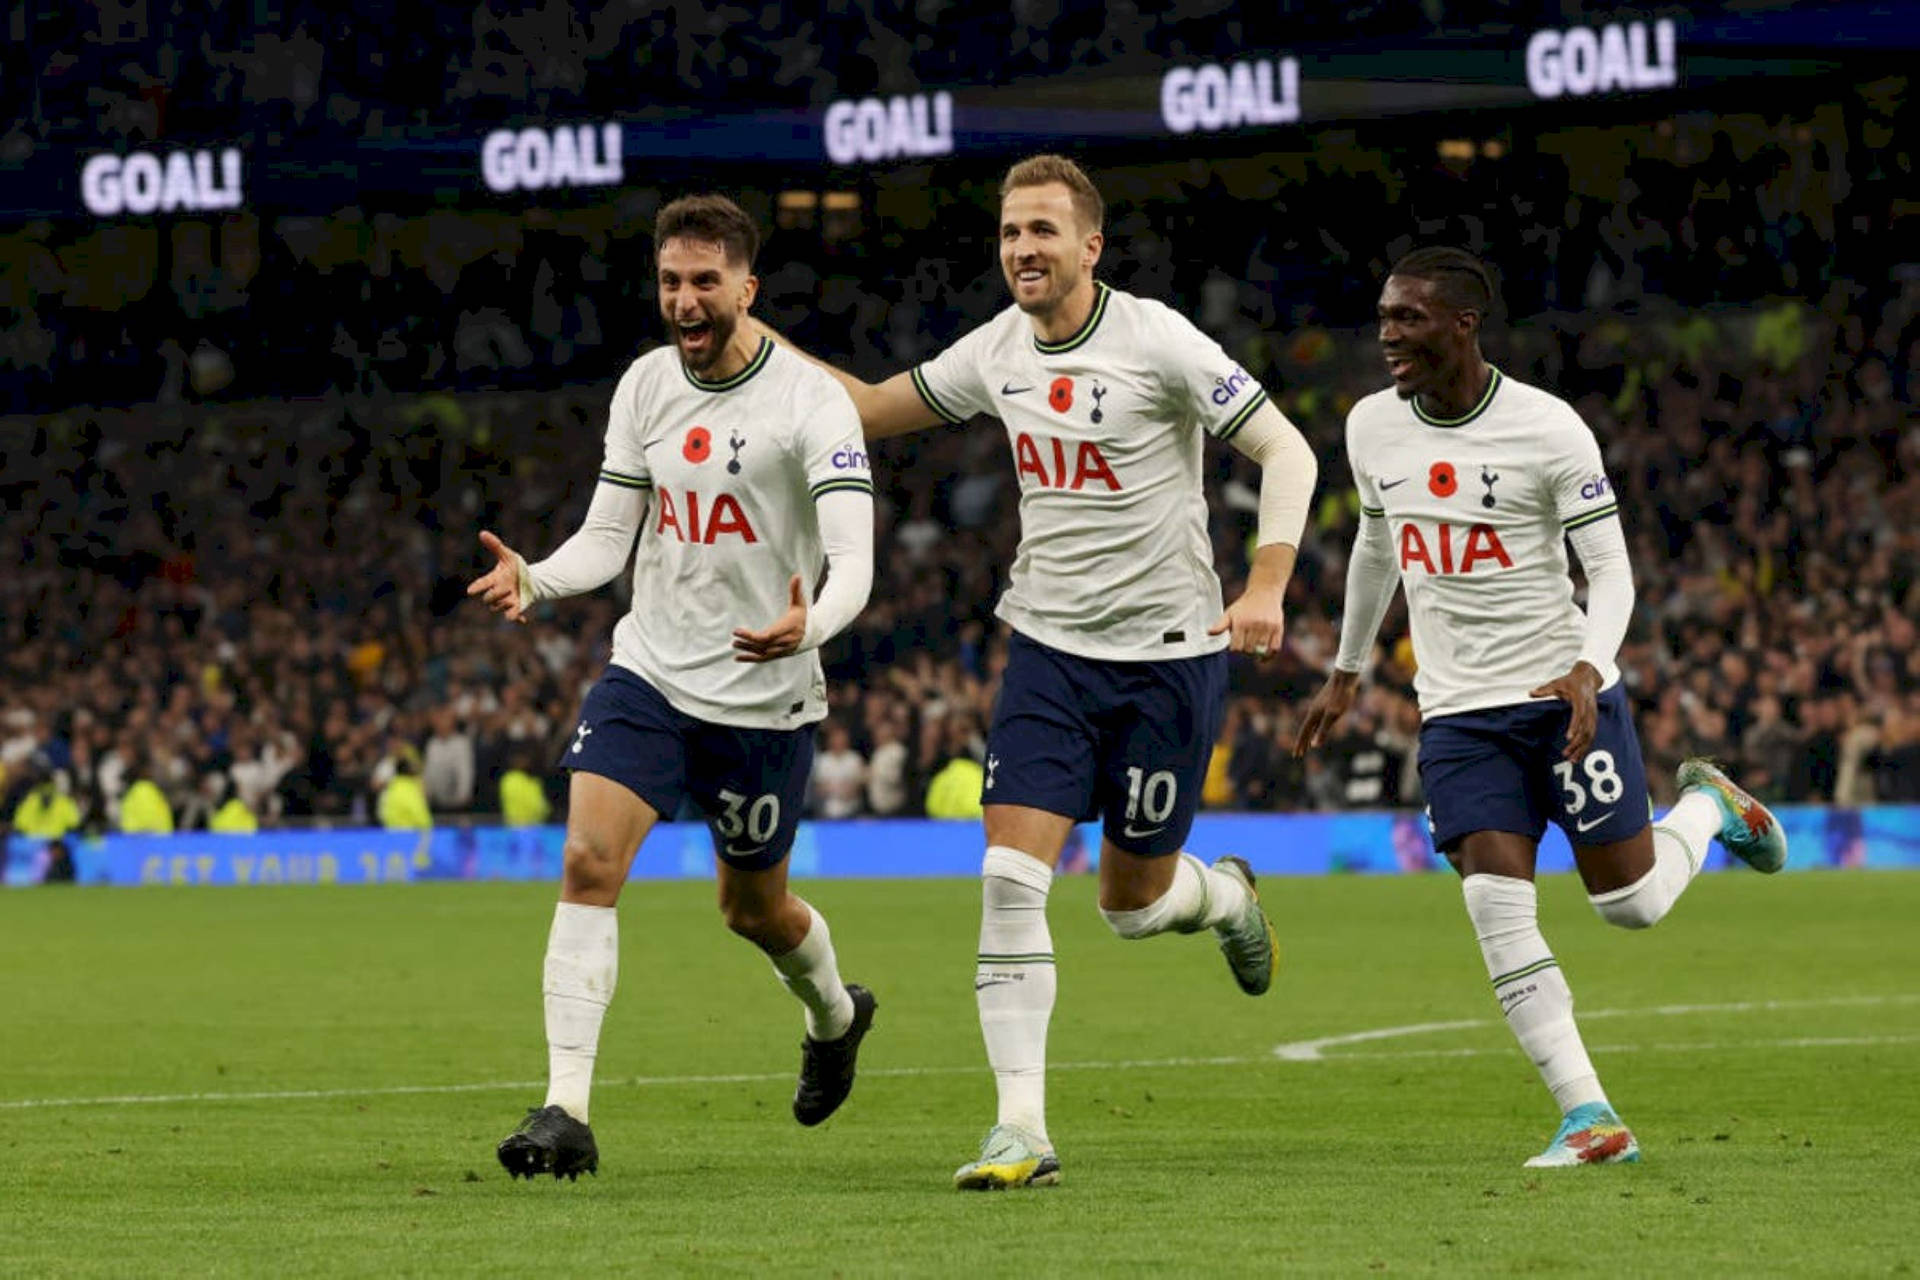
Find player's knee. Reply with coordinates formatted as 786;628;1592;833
1588;885;1661;930
718;896;779;945
1100;890;1174;940
560;831;626;895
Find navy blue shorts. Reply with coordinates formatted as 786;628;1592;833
560;665;814;871
983;631;1228;856
1418;682;1650;854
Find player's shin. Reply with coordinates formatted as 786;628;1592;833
1590;798;1713;928
543;901;619;1123
768;900;855;1040
977;846;1056;1144
1462;874;1607;1114
1098;852;1246;937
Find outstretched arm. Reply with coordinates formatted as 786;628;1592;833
752;320;945;440
1209;400;1319;657
467;481;649;622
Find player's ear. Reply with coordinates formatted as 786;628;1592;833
1082;229;1104;272
739;272;759;310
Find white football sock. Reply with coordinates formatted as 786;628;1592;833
768;900;855;1041
1589;794;1715;928
543;901;618;1124
1099;852;1249;938
977;845;1056;1146
1462;874;1607;1115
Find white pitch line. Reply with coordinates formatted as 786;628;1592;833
6;995;1916;1112
1271;992;1920;1061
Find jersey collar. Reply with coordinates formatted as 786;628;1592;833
1412;366;1502;428
682;336;773;393
1033;282;1111;355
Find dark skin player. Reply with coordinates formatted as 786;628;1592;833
1293;271;1655;895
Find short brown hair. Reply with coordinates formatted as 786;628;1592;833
655;194;759;269
1001;154;1103;234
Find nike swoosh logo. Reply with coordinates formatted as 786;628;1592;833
1378;477;1407;490
725;844;769;858
1122;824;1166;839
1573;812;1615;834
1001;382;1033;395
974;978;1016;991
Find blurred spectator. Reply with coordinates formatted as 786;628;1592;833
119;762;175;834
499;753;551;827
211;793;260;834
810;722;867;820
422;708;477;812
377;753;432;830
11;768;79;840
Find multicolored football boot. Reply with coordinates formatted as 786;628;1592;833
953;1123;1061;1190
1677;758;1788;873
1524;1102;1641;1168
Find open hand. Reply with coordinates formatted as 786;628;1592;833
467;530;531;624
732;575;808;663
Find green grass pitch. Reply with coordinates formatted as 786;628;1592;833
4;870;1918;1276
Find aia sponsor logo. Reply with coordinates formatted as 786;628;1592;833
656;490;757;544
1014;432;1120;492
1398;522;1512;576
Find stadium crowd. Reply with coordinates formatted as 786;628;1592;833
4;266;1916;837
3;41;1916;836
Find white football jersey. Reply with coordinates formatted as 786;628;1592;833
912;283;1271;661
1345;368;1624;718
597;338;871;728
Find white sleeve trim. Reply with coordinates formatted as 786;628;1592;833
1226;400;1318;550
1566;512;1634;673
799;488;874;652
524;480;650;603
1333;508;1399;673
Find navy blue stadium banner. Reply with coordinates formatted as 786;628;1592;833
6;2;1911;223
6;807;1916;888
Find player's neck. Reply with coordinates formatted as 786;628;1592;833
1416;356;1493;421
699;330;764;383
1026;277;1099;345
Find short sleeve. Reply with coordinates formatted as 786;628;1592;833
910;322;997;425
1147;304;1271;442
1545;408;1619;533
598;361;652;492
799;381;874;502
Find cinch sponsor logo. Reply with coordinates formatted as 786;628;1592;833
832;447;870;471
1398;522;1513;576
1525;20;1677;100
655;490;758;544
1211;368;1253;406
1580;476;1612;501
81;148;243;217
481;124;623;193
1161;58;1299;135
1014;432;1120;492
824;92;953;166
